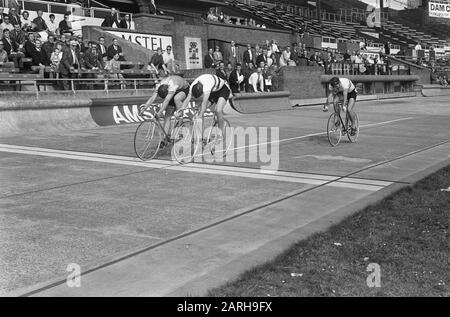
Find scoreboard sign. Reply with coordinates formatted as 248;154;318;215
429;1;450;19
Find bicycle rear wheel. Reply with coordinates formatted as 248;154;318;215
347;113;360;143
327;113;342;147
172;119;198;164
205;118;233;159
134;120;162;161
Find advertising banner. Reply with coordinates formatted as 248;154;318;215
429;1;450;18
184;37;203;70
106;31;173;51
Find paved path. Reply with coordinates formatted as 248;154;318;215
1;96;449;296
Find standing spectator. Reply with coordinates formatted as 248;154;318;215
279;45;293;67
291;43;300;65
256;47;268;66
21;11;32;32
24;32;35;57
119;14;132;29
8;7;21;26
29;38;50;67
107;38;124;60
204;47;214;68
248;67;264;92
216;61;228;81
384;41;391;55
50;43;63;72
47;14;59;36
243;44;255;70
149;0;157;15
229;63;244;93
270;39;279;55
97;37;107;60
343;50;351;62
8;0;21;13
262;64;273;92
225;62;233;79
226;40;240;69
60;39;81;90
42;34;56;60
105;53;125;89
32;10;48;33
213;45;223;65
10;23;27;51
162;45;175;73
0;42;8;64
84;44;104;70
59;13;73;35
148;47;168;77
1;15;14;32
243;62;254;92
101;8;119;28
267;53;276;67
207;9;217;22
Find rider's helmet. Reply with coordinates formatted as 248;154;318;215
330;77;340;88
191;82;204;99
157;84;169;99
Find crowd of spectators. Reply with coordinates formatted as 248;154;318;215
206;8;266;29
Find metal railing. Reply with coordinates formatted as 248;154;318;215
327;62;411;76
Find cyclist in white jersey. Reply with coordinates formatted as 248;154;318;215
181;74;232;130
143;75;190;147
324;77;358;136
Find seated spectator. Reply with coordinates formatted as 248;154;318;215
119;14;132;29
24;32;35;57
226;61;233;79
58;13;73;35
42;34;56;60
163;45;175;73
2;28;24;68
216;61;228;81
267;53;276;68
204;48;214;68
107;38;124;60
102;8;119;28
8;7;21;26
1;15;14;33
84;44;104;70
97;37;107;60
47;14;58;36
213;45;223;64
148;47;168;77
279;45;294;67
10;23;27;51
29;38;50;67
248;67;264;92
32;10;48;33
21;10;32;32
256;47;268;66
228;63;244;94
0;42;8;64
105;53;125;88
60;39;81;90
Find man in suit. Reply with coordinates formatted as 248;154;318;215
32;10;48;32
204;48;214;68
8;7;21;26
228;63;245;94
24;32;35;57
60;39;81;90
29;39;50;66
59;13;73;35
216;61;228;81
3;28;24;68
256;47;268;66
119;14;132;29
226;41;240;69
97;37;107;61
107;38;124;60
243;44;255;70
101;8;119;28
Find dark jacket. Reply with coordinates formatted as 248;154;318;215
107;44;122;60
8;13;21;26
243;49;255;66
228;70;244;93
119;19;132;29
32;16;48;32
30;47;50;66
59;20;73;34
256;53;268;66
204;53;214;68
101;13;119;28
216;69;228;82
59;48;81;75
1;37;16;54
84;50;104;69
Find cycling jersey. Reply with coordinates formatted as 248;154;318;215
190;74;227;95
160;75;189;94
329;78;356;94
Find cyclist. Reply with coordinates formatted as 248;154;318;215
181;73;232;131
142;75;190;147
323;76;358;136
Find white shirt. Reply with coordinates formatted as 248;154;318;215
248;72;264;92
329;78;356;93
415;44;422;50
190;74;226;95
48;21;58;33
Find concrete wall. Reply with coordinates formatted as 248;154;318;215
277;66;325;99
133;13;175;34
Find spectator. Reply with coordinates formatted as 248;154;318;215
21;11;32;32
1;15;14;32
243;62;254;92
213;45;223;64
229;63;244;93
248;67;264;92
162;45;175;73
0;8;4;25
343;50;351;62
204;47;214;68
24;32;35;57
226;40;240;68
10;23;27;51
414;41;422;51
101;8;119;28
29;38;50;67
42;34;56;60
384;41;391;55
84;44;104;70
149;0;157;15
291;43;300;65
50;43;63;71
0;42;8;64
270;39;279;55
119;14;132;29
309;51;320;66
97;37;107;60
2;28;23;68
148;47;168;77
8;7;21;26
243;44;255;70
107;38;124;60
60;39;81;90
216;61;228;81
279;45;293;67
262;64;273;92
47;14;58;36
256;47;268;66
32;10;48;33
59;13;73;35
105;53;125;89
8;0;21;13
207;9;218;22
218;12;225;23
225;62;233;79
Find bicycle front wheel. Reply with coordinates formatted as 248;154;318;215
205;118;233;159
134;120;162;161
327;113;342;147
172;119;198;164
347;113;360;143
